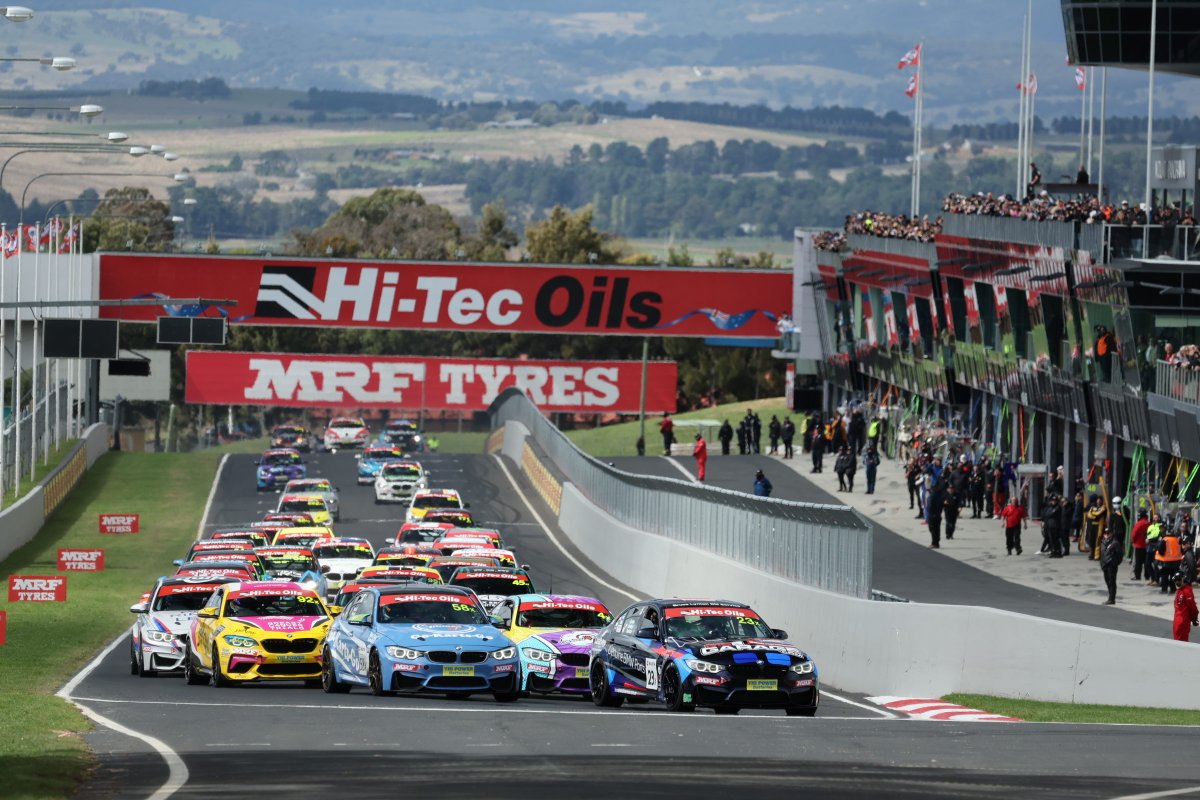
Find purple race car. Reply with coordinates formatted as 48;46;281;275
489;594;613;695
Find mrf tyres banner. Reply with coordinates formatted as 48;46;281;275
97;254;789;339
186;352;678;413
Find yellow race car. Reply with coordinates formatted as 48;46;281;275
276;493;334;526
184;581;332;686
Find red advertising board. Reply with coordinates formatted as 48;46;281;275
185;352;677;413
8;575;67;602
99;514;139;534
97;254;789;339
57;548;106;572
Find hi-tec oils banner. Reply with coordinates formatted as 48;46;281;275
98;254;789;338
185;351;678;413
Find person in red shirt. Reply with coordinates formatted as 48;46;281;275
1129;510;1150;581
692;432;708;482
999;496;1027;556
1173;573;1198;642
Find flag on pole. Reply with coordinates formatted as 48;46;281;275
905;73;919;98
2;230;17;259
58;223;78;254
23;224;38;252
897;44;921;69
1074;66;1086;91
41;216;62;244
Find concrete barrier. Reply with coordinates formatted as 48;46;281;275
0;424;109;565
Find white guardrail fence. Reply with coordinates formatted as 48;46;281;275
488;389;1200;709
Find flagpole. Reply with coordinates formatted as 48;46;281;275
1025;4;1034;194
50;218;58;455
13;226;21;496
0;224;6;506
1144;0;1159;258
1017;9;1028;197
916;43;924;217
1079;70;1086;167
1086;67;1095;175
30;222;39;479
1099;67;1107;201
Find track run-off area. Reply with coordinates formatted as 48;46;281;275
62;449;1200;800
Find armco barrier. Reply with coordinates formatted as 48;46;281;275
490;389;873;598
0;423;109;564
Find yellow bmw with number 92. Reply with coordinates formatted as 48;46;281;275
184;581;332;687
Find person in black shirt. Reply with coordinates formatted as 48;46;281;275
944;485;960;541
781;417;796;459
718;419;733;456
1076;164;1090;185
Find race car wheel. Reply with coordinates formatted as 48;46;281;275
662;668;694;713
368;651;387;696
321;647;351;694
129;640;139;675
210;646;231;688
786;707;817;717
183;649;206;686
714;705;740;715
590;661;624;708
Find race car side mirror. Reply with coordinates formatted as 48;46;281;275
327;605;343;617
320;565;331;574
354;454;362;460
489;616;507;628
635;624;658;639
129;603;147;614
771;628;788;639
384;537;395;545
172;559;184;566
253;459;261;465
196;607;218;619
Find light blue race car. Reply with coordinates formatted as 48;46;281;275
321;585;520;701
355;445;406;485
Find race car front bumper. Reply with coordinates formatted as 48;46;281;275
218;637;324;681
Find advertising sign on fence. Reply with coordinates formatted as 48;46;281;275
57;548;106;571
185;352;678;413
8;575;67;602
98;254;790;339
99;514;139;534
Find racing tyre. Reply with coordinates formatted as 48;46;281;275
590;661;624;708
321;647;351;694
785;707;817;717
662;668;694;713
368;651;388;696
183;648;206;686
129;640;139;675
210;645;231;688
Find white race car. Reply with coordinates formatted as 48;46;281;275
323;417;370;451
374;460;429;504
311;538;375;596
129;576;238;676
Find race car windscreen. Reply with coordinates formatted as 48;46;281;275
225;591;323;617
330;420;364;430
262;453;299;466
260;555;318;573
451;575;531;596
279;499;324;514
153;585;225;612
663;607;774;640
376;593;487;624
382;465;421;478
414;496;461;511
314;544;372;559
517;605;611;629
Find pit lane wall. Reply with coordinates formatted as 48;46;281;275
492;407;1200;709
0;423;109;564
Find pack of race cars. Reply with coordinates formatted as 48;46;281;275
127;425;820;715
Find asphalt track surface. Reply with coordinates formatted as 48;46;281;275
67;449;1200;799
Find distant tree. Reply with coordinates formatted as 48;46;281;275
646;137;669;174
82;186;173;252
293;187;462;260
524;205;618;264
666;244;693;266
460;201;518;261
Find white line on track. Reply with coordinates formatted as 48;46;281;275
68;695;887;721
660;455;698;482
492;454;640;604
1110;788;1200;799
824;691;898;718
196;453;229;541
58;634;190;800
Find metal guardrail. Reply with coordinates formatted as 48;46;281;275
1;381;70;498
489;388;874;598
1156;359;1200;404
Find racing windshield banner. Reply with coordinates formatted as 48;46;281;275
98;254;788;339
185;351;677;413
9;575;67;602
57;549;105;572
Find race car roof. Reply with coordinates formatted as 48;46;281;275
156;575;239;589
262;448;301;456
653;599;752;610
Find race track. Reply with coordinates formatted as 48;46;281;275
66;450;1200;799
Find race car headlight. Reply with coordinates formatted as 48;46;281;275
491;647;516;660
223;634;257;648
300;579;319;590
522;647;555;662
790;660;815;675
685;659;723;674
143;630;178;644
257;469;270;477
385;646;424;660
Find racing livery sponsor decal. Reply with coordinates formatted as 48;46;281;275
383;593;473;605
697;640;804;657
57;548;105;571
99;514;139;534
665;606;761;618
158;582;226;597
236;616;326;632
185;352;676;413
98;254;788;338
9;575;67;602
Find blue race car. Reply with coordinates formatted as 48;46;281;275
355;445;405;485
321;585;520;700
255;448;307;491
588;598;818;716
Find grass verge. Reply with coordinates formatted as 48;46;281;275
0;449;227;799
7;439;78;503
945;694;1200;726
564;396;793;457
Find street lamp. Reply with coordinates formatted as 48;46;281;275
0;56;74;70
0;104;103;117
0;6;33;22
